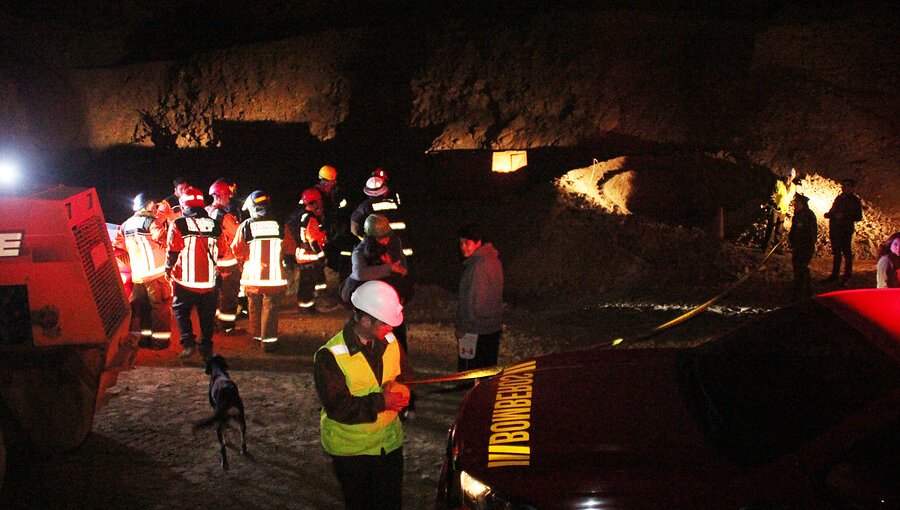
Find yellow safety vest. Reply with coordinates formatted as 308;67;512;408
317;331;402;456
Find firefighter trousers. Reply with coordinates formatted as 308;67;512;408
172;283;217;350
247;292;278;342
215;265;241;329
296;260;326;308
129;277;172;340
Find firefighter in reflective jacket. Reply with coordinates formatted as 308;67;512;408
288;187;328;314
315;165;353;280
166;187;227;360
113;192;172;349
314;280;411;509
231;191;296;351
350;175;413;258
207;180;241;333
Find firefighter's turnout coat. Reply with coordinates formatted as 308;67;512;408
114;210;168;283
167;209;226;292
350;193;412;257
232;217;296;294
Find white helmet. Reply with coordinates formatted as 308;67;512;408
364;176;389;197
351;281;404;326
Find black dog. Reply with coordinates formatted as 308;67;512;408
193;354;247;471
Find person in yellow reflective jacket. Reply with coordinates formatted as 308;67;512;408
314;281;411;510
763;167;798;252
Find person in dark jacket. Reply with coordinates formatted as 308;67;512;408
342;214;411;351
456;222;504;372
822;178;863;286
788;194;817;301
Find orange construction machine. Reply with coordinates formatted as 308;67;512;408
0;185;137;490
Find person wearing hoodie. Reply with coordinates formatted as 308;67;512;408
456;222;504;372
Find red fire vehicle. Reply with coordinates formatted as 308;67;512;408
437;289;899;509
0;186;136;490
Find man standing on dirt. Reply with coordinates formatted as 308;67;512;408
456;222;504;372
788;194;817;301
763;167;797;253
166;187;227;360
314;280;410;510
822;178;863;286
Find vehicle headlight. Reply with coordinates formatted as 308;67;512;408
459;470;537;510
460;470;492;507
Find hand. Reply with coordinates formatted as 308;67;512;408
382;381;410;412
391;261;408;276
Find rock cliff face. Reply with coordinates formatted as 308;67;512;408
0;2;897;299
2;4;895;209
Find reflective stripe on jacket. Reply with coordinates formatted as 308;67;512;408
119;213;167;283
318;331;402;456
236;219;288;289
168;214;223;290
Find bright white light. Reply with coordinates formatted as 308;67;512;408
0;159;19;186
460;470;491;501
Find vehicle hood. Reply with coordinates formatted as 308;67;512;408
452;348;754;508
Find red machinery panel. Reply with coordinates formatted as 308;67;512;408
0;186;130;348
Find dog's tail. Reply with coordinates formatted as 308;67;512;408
192;406;232;430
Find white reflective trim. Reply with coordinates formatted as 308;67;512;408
338;199;348;208
372;202;398;211
295;247;320;262
384;332;397;343
317;251;325;259
314;283;327;290
329;345;350;355
260;337;278;343
242;278;288;287
217;258;239;267
340;251;352;256
140;329;153;337
298;301;315;308
175;279;217;289
389;221;406;231
402;248;413;256
152;332;171;339
217;313;237;321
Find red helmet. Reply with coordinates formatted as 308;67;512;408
179;187;206;208
300;187;323;205
208;181;232;198
372;167;389;181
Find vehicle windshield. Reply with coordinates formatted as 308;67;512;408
680;299;899;467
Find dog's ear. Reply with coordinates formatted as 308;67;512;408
218;355;228;372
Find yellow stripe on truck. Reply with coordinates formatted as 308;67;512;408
487;360;536;468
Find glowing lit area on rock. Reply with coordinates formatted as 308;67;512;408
492;150;527;173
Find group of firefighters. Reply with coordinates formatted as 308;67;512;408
112;165;409;360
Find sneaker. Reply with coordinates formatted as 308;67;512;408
178;347;196;359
